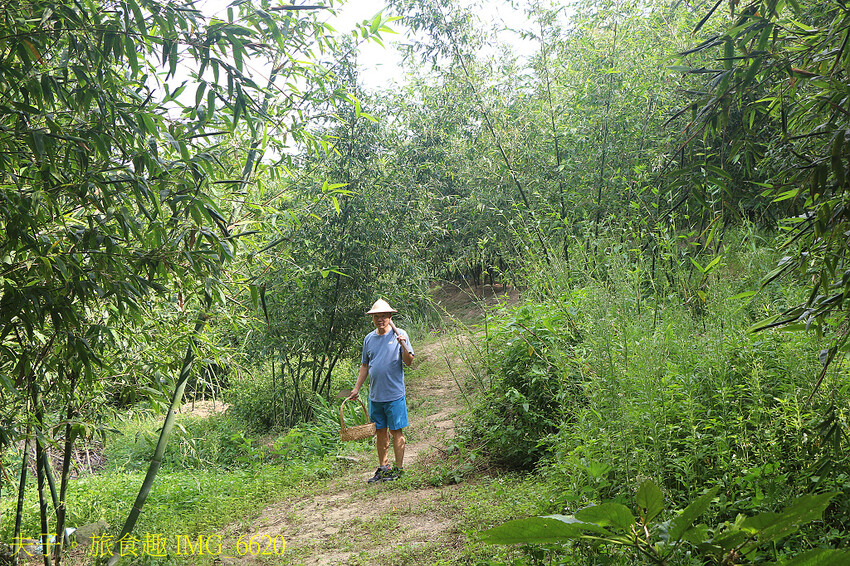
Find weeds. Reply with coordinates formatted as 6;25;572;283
460;229;850;563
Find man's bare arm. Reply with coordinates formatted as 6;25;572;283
348;364;369;400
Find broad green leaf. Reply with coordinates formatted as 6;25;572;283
743;491;838;545
777;548;850;566
575;503;635;531
546;515;619;536
636;481;664;524
668;486;720;542
681;523;709;544
479;517;582;545
710;528;750;551
739;511;779;533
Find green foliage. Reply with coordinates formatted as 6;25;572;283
0;400;346;559
481;480;849;565
225;353;363;432
5;0;850;562
102;412;249;472
266;395;342;464
0;460;341;561
225;370;286;434
423;441;483;486
527;233;850;513
0;0;397;557
463;302;583;470
244;84;436;413
675;0;850;382
453;230;850;562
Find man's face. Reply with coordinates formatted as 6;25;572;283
371;313;391;332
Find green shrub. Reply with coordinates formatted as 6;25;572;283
464;229;850;559
225;358;361;433
225;370;283;433
464;302;583;470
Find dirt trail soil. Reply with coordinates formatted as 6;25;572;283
221;335;468;565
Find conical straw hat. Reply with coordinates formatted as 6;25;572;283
366;299;397;315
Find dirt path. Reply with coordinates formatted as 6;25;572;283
222;330;471;566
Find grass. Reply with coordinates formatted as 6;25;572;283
0;401;364;565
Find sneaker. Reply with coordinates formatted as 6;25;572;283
383;465;404;482
367;465;390;483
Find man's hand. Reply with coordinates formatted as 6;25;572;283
393;329;413;367
347;388;359;400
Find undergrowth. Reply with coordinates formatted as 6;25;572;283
457;228;850;564
4;227;849;565
0;396;369;565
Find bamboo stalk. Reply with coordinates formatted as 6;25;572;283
107;312;207;566
54;369;79;566
41;452;58;521
34;413;51;566
13;433;29;566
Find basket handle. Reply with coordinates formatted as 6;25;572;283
339;397;370;429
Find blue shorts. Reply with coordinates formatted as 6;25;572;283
369;396;409;431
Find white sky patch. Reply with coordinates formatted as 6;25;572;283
190;0;544;92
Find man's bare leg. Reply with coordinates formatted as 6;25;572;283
376;428;390;467
389;428;405;469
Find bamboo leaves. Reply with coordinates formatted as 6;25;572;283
671;1;850;385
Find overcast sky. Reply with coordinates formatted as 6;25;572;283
331;0;539;90
191;0;538;91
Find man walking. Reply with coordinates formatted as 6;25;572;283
348;299;414;482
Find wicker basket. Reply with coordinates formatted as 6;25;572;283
339;398;376;442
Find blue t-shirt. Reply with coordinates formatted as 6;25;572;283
361;328;414;402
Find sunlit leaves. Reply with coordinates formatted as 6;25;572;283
636;480;665;523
